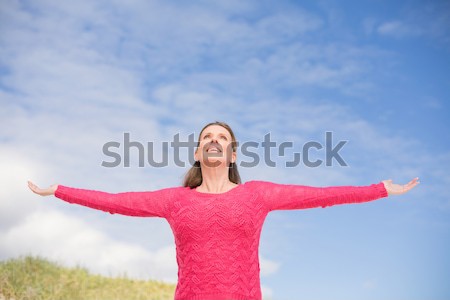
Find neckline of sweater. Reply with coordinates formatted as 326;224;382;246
190;182;247;196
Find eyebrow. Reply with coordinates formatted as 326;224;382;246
202;132;230;138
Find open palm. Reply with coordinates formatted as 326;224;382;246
382;177;419;196
27;181;58;196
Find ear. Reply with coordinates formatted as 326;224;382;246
194;148;199;162
231;151;237;164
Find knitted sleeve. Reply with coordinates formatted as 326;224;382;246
251;180;388;212
54;185;175;218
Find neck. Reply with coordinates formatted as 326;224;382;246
197;165;236;193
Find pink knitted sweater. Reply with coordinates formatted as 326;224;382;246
55;180;388;300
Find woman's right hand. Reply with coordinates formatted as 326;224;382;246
28;181;58;196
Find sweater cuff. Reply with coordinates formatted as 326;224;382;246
54;185;62;198
54;185;69;201
376;182;389;198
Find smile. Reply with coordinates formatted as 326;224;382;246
206;146;222;153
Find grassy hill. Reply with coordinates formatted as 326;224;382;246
0;256;176;300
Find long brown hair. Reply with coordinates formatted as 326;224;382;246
183;121;241;188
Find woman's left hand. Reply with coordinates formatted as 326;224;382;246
382;177;420;196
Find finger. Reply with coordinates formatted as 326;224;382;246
28;182;36;191
407;178;418;184
407;178;420;187
28;183;41;194
404;181;419;192
400;179;416;190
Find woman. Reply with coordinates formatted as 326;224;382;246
28;121;419;300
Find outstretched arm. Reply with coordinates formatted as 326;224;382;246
27;181;174;218
256;178;419;212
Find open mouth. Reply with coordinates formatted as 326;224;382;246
206;145;222;153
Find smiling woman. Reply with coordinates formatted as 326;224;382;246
183;121;241;191
28;121;419;300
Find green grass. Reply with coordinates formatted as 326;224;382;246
0;256;176;300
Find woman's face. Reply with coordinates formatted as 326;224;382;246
194;125;236;168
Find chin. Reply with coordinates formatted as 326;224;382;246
202;158;228;167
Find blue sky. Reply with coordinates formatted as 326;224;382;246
1;0;449;299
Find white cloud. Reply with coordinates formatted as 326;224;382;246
261;284;274;299
377;20;422;38
256;10;323;38
376;3;450;45
0;209;178;282
260;255;280;277
0;147;48;229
